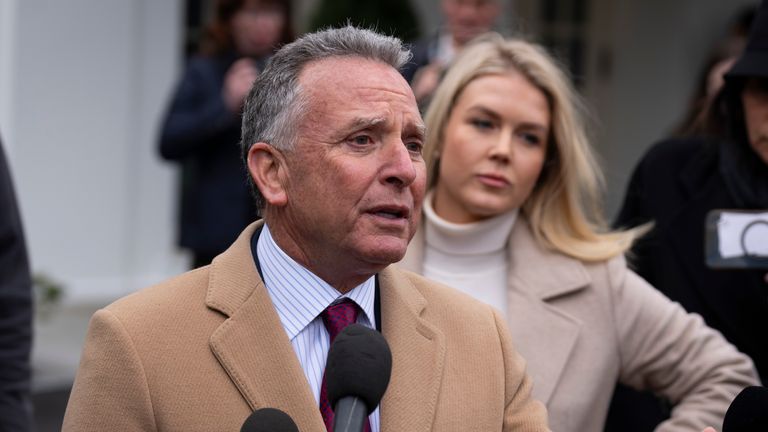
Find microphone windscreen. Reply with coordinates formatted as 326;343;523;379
723;386;768;432
325;323;392;414
241;407;299;432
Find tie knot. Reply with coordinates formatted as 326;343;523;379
321;299;361;342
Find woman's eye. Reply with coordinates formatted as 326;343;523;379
520;132;542;146
470;118;494;130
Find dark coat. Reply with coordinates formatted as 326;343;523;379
616;137;767;377
0;139;33;431
159;53;257;260
605;137;767;431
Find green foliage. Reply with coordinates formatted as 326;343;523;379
308;0;422;42
33;272;64;319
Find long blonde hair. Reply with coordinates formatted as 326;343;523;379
423;34;648;261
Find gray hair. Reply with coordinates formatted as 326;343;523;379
241;25;412;210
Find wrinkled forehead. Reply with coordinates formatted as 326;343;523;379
298;56;421;117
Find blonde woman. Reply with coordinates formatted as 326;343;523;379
398;34;758;432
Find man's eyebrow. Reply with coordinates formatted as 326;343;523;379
415;123;427;138
339;116;426;140
404;122;427;140
344;116;387;132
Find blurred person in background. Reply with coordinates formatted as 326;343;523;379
616;0;768;390
605;5;761;431
670;5;756;138
397;34;759;432
159;0;293;268
401;0;501;105
307;0;420;44
0;135;33;432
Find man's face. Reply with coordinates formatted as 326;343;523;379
276;57;426;277
442;0;500;46
742;78;768;165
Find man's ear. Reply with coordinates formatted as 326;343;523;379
247;142;288;207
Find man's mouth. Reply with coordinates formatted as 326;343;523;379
369;206;409;220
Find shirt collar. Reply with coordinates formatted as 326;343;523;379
256;223;376;341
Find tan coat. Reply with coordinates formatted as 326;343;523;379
399;217;759;432
63;222;549;431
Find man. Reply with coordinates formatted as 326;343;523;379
402;0;501;103
0;136;33;431
63;27;549;431
608;2;768;430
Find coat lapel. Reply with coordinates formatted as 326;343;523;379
399;220;587;405
378;266;446;432
206;222;326;432
505;220;586;405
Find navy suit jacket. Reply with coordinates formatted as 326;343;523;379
159;53;258;258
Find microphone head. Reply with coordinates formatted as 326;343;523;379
723;386;768;432
240;407;299;432
325;323;392;414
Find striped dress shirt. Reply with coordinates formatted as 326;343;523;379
257;224;380;432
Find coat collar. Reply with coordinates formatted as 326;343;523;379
378;266;446;432
206;220;327;431
207;221;445;432
506;218;590;300
400;216;588;404
678;139;720;200
400;217;591;300
505;218;587;403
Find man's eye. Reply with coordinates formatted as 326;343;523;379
351;135;373;145
405;141;423;154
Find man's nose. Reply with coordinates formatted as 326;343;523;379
383;140;418;188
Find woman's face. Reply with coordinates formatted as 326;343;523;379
742;78;768;165
433;72;549;224
231;0;286;57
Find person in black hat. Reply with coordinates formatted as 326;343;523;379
608;1;768;430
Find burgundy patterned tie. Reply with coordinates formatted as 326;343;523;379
318;299;372;432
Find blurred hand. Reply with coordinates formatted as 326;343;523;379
223;58;259;113
702;427;717;432
411;62;443;103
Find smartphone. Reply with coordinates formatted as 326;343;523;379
705;209;768;269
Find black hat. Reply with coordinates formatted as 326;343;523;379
726;0;768;80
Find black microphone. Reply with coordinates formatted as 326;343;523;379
325;324;392;432
723;386;768;432
240;407;299;432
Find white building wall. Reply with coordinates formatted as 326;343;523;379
0;0;187;307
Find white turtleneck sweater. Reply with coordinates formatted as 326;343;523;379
421;193;517;319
